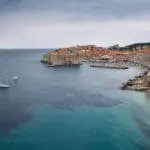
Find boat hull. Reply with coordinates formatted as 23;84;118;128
0;83;9;88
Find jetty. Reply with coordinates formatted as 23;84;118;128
90;61;128;70
90;64;128;69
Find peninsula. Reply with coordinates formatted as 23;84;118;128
41;42;150;92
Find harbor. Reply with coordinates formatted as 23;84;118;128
41;43;150;92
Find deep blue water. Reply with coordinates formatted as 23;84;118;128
0;50;150;150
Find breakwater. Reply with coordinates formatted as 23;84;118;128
90;64;128;69
90;62;128;70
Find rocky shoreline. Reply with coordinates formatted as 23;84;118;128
121;70;150;92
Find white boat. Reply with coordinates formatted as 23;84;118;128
0;82;9;88
12;76;18;80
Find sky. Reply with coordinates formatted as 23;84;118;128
0;0;150;48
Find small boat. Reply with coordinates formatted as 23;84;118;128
12;76;18;80
0;82;9;88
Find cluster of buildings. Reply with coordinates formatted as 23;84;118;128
42;43;150;67
42;45;105;66
41;42;150;91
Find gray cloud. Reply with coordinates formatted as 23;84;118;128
0;0;150;48
0;0;150;20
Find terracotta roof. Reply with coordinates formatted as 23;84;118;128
147;71;150;76
141;49;150;54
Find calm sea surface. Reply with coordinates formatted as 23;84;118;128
0;50;150;150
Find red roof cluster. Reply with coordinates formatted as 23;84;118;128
139;49;150;54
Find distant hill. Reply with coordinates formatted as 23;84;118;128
108;42;150;51
124;42;150;50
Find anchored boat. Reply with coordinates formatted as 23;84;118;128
0;82;9;88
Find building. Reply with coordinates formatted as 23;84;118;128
42;51;81;66
136;50;150;62
144;71;150;86
41;54;49;63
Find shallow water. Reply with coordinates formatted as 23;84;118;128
0;50;150;150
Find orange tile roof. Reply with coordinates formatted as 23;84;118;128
139;49;150;54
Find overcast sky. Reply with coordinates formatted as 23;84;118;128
0;0;150;48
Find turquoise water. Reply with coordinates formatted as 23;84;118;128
0;50;150;150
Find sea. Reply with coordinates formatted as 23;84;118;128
0;49;150;150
